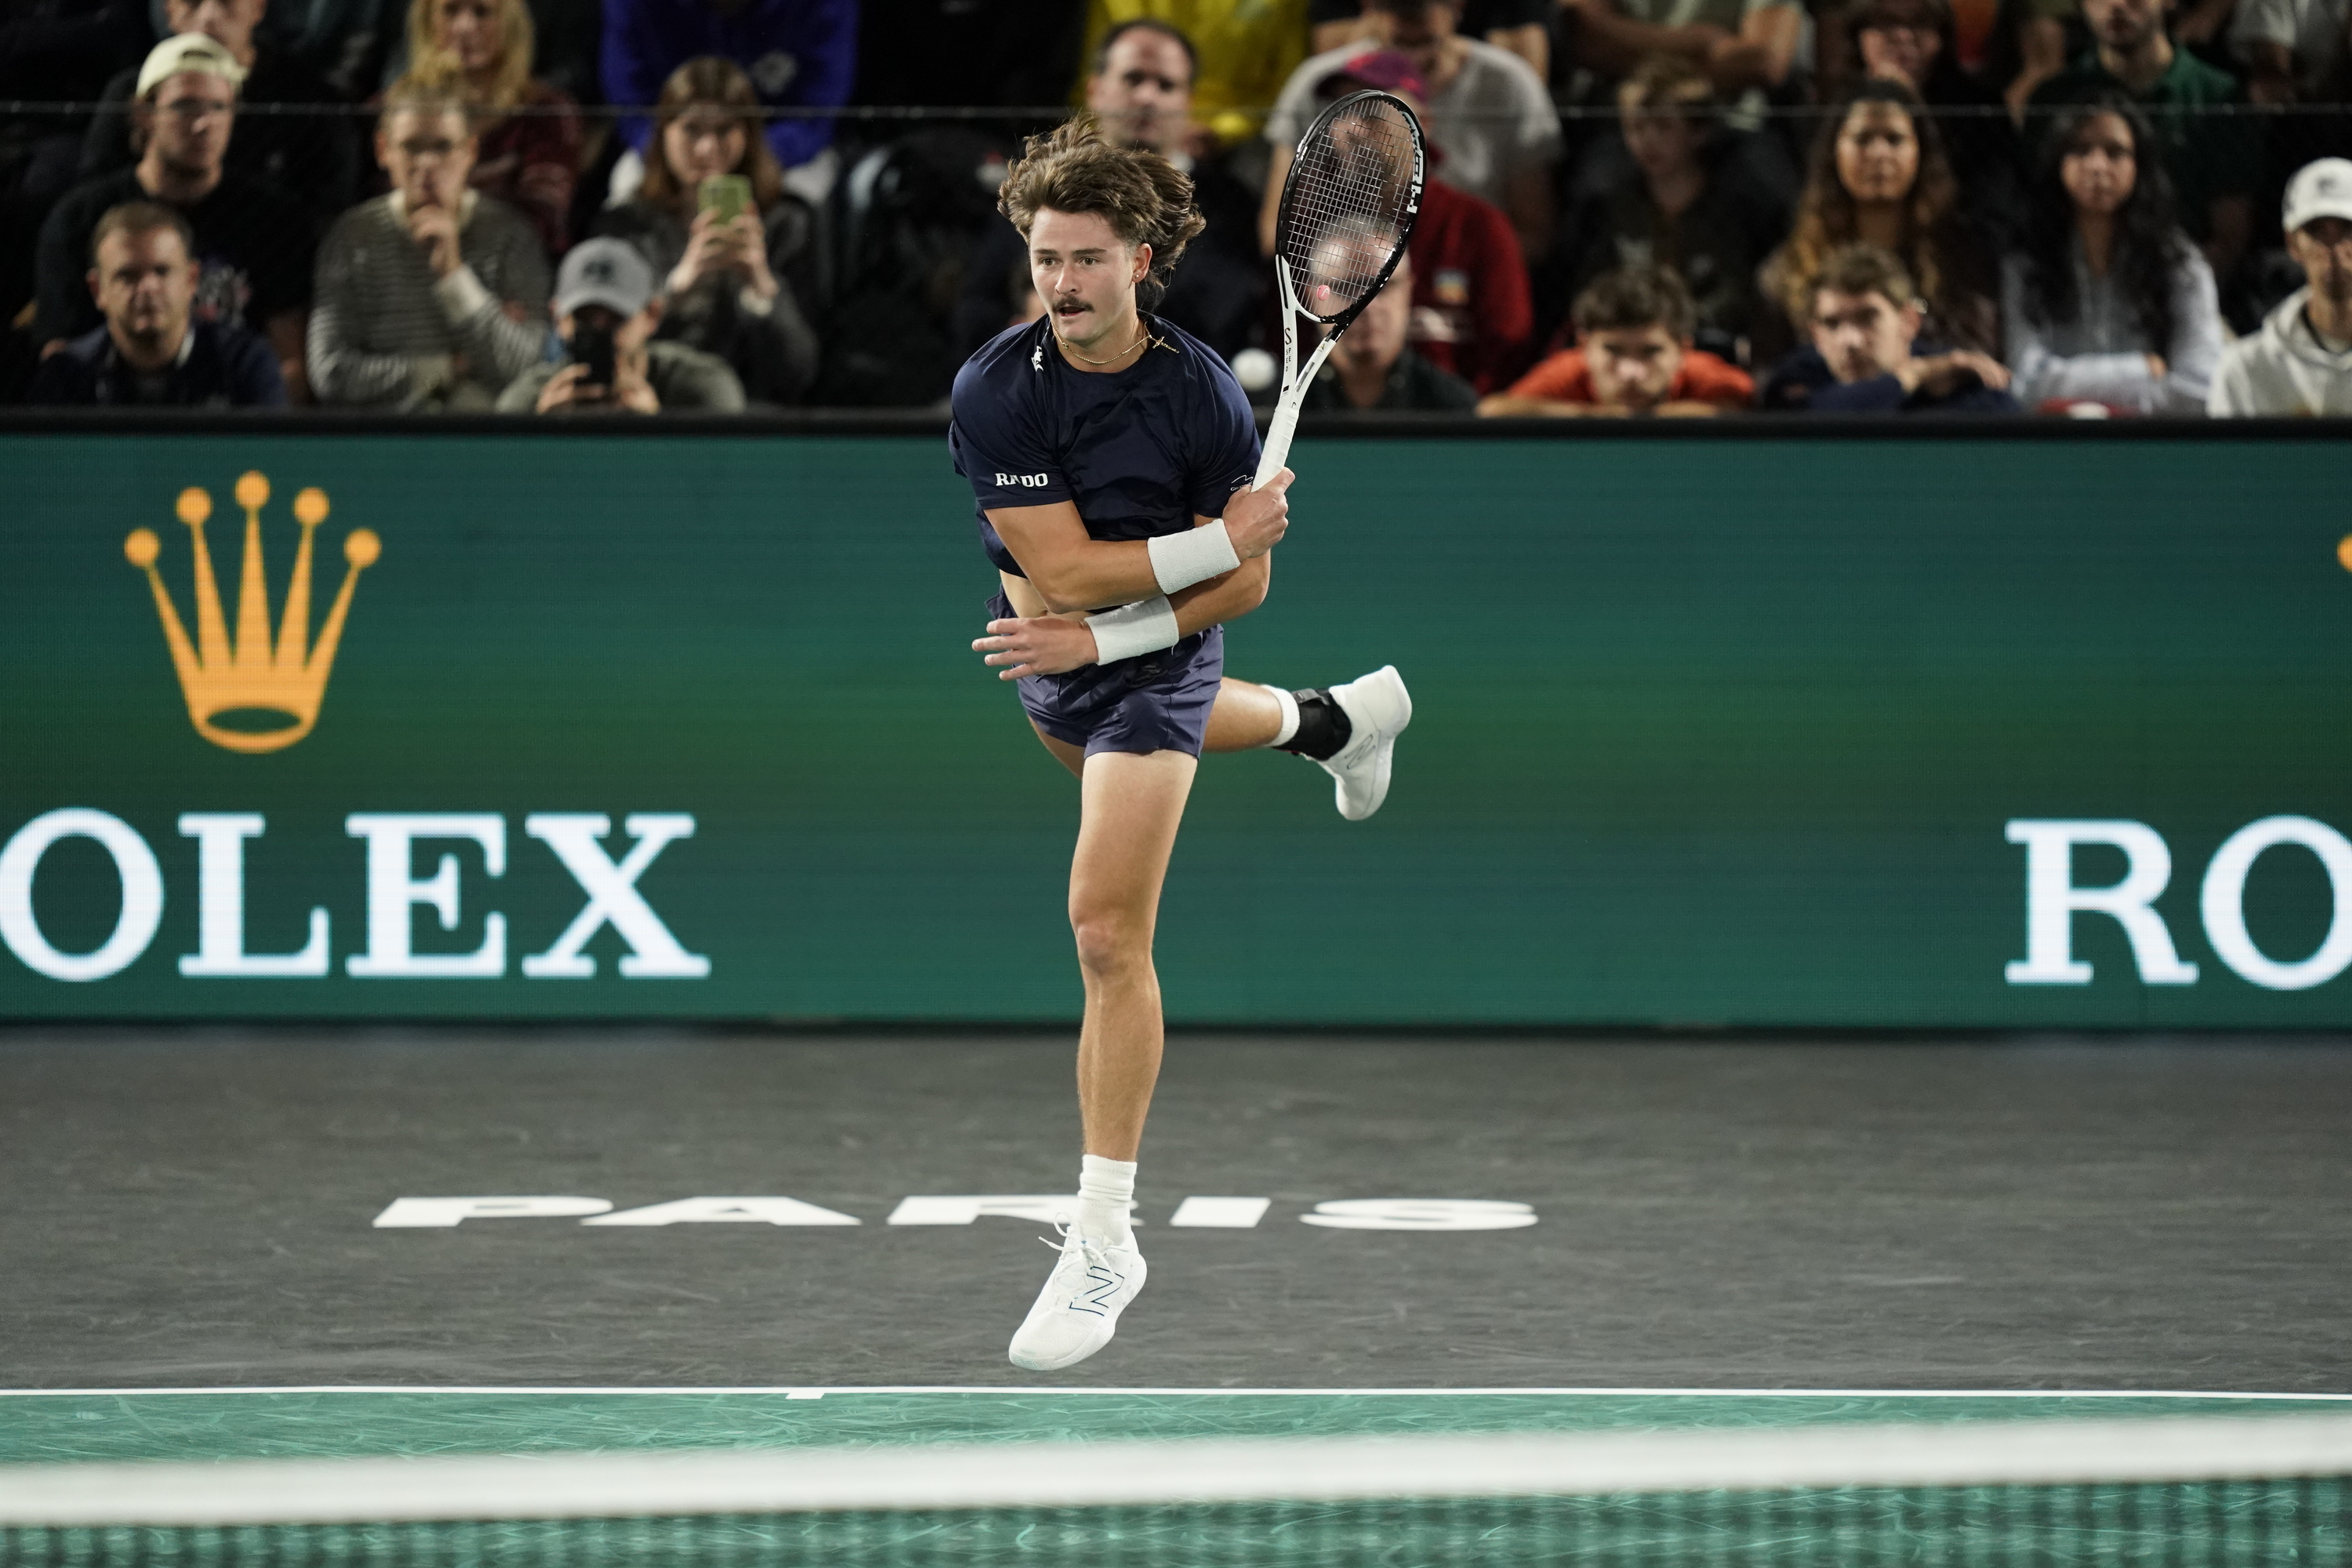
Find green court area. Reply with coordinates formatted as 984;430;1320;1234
5;1388;2347;1466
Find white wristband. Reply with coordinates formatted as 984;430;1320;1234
1146;519;1241;595
1085;595;1181;665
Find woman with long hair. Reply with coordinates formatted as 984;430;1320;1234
1837;0;2025;238
2002;97;2221;413
401;0;582;255
592;56;819;405
1756;80;1995;361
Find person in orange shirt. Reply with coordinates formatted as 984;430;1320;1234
1478;263;1754;415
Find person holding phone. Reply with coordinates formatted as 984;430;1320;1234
497;236;744;413
590;56;820;404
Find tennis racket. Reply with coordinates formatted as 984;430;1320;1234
1254;89;1426;488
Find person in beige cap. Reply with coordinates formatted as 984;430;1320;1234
74;0;358;226
2207;158;2352;416
33;32;315;396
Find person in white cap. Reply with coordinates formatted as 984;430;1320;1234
33;32;314;394
495;237;745;414
2207;158;2352;416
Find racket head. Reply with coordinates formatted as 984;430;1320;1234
1272;89;1426;329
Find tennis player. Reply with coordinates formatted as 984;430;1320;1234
952;118;1411;1371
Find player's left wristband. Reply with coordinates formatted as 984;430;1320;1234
1147;520;1241;595
1085;595;1181;665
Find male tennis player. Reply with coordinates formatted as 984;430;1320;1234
952;118;1412;1372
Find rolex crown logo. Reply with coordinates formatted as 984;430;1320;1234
125;470;381;753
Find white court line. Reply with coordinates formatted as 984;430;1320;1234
6;1414;2352;1527
2;1385;2350;1399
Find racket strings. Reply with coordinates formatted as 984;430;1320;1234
1278;97;1418;323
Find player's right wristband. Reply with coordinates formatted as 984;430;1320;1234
1085;595;1181;665
1146;520;1241;595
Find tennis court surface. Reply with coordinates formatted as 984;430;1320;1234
5;1026;2350;1561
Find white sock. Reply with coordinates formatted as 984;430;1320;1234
1264;684;1300;749
1076;1153;1137;1245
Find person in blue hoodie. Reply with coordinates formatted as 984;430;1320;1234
1761;242;2021;413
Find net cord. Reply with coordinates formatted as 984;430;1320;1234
9;1414;2352;1530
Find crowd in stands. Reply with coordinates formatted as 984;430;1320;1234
2;0;2346;416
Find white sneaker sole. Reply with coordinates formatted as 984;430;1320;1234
1318;665;1411;822
1007;1246;1147;1373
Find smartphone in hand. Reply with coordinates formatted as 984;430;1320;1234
571;319;615;390
698;174;753;227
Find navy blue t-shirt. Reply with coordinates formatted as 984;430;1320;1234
949;315;1261;583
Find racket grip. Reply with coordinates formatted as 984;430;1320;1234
1254;397;1301;489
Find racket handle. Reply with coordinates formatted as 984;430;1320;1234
1254;396;1301;489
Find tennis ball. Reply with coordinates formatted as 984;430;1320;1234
1232;348;1276;392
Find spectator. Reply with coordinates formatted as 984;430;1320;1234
1309;0;1554;78
1295;50;1535;390
1081;1;1311;147
393;0;583;256
1755;79;1997;361
2234;0;2350;104
1766;241;2020;408
27;201;286;403
1552;53;1789;360
1831;0;2078;116
1838;0;2026;240
1263;1;1563;260
2003;98;2220;412
2027;0;2259;286
593;56;818;404
499;234;746;411
35;34;314;394
2232;0;2352;206
307;77;548;407
1263;250;1479;409
1556;0;1806;98
2209;157;2352;413
952;18;1266;362
78;0;360;227
1482;261;1755;412
602;0;856;192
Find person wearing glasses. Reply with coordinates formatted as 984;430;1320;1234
33;32;315;397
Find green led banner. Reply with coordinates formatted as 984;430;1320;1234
2;426;2346;1025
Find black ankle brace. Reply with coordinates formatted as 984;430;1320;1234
1276;688;1352;761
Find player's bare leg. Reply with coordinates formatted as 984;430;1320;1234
1203;673;1414;818
1069;749;1193;1161
1008;745;1192;1371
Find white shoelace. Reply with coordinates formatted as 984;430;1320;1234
1040;1218;1110;1267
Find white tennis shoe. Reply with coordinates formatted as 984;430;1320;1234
1318;665;1413;821
1007;1222;1147;1372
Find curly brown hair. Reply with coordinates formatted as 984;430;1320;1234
997;115;1203;304
1774;82;1975;337
637;56;786;214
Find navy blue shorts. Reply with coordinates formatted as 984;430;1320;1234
988;590;1224;757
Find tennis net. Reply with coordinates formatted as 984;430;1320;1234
5;1410;2350;1565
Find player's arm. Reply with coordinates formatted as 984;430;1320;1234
986;476;1290;615
1169;525;1270;636
976;514;1276;681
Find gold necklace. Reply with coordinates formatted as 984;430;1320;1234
1058;324;1152;366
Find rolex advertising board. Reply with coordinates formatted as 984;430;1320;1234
2;427;2347;1025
